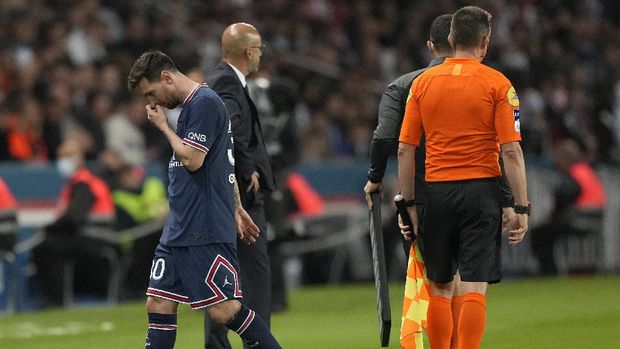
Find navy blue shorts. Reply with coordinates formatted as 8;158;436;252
146;242;243;309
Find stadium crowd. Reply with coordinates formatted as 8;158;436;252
0;0;619;166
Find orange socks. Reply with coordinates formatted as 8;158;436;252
427;293;486;349
458;293;486;349
450;295;464;349
427;296;453;349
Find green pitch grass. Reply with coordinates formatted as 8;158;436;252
1;276;619;348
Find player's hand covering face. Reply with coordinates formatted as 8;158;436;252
235;207;260;244
146;105;170;132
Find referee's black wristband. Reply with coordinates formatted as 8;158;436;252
405;199;416;207
513;202;531;215
367;172;382;184
501;196;515;208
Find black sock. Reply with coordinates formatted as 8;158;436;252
146;313;177;349
226;305;281;349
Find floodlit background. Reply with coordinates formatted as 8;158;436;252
1;0;619;348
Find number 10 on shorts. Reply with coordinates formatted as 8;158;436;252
151;258;165;280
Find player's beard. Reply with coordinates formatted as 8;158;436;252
162;96;180;109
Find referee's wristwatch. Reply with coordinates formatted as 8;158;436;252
513;202;531;216
501;196;515;208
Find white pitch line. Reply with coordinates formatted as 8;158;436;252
0;321;114;339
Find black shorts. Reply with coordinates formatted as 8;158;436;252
423;178;502;284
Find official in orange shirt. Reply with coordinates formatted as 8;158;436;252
32;138;116;308
0;178;18;253
398;6;529;349
530;139;606;275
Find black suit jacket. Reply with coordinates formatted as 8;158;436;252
206;62;275;207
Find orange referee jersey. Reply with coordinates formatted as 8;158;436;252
399;57;521;182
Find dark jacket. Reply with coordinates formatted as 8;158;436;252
368;57;447;202
206;62;275;207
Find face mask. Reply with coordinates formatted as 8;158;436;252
56;157;78;178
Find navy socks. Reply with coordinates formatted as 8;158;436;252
145;306;280;349
226;305;281;349
146;313;177;348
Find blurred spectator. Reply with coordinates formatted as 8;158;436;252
112;165;167;230
0;177;18;254
0;177;17;309
187;66;205;84
99;62;125;102
104;96;147;167
530;139;607;275
249;75;300;180
249;73;302;312
40;81;76;161
98;148;126;190
111;164;168;298
0;97;47;162
65;2;107;66
32;138;116;307
285;172;324;218
74;91;114;160
301;111;332;160
0;0;616;165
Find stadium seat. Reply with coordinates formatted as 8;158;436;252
554;211;604;276
0;251;17;313
554;235;600;275
61;244;124;306
279;209;371;283
61;218;165;307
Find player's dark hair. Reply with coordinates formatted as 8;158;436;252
430;14;453;53
450;6;491;49
127;50;178;91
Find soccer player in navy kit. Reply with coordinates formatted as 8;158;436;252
127;50;281;349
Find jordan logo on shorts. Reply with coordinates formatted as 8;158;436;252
222;276;233;288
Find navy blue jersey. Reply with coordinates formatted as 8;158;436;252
161;85;236;246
